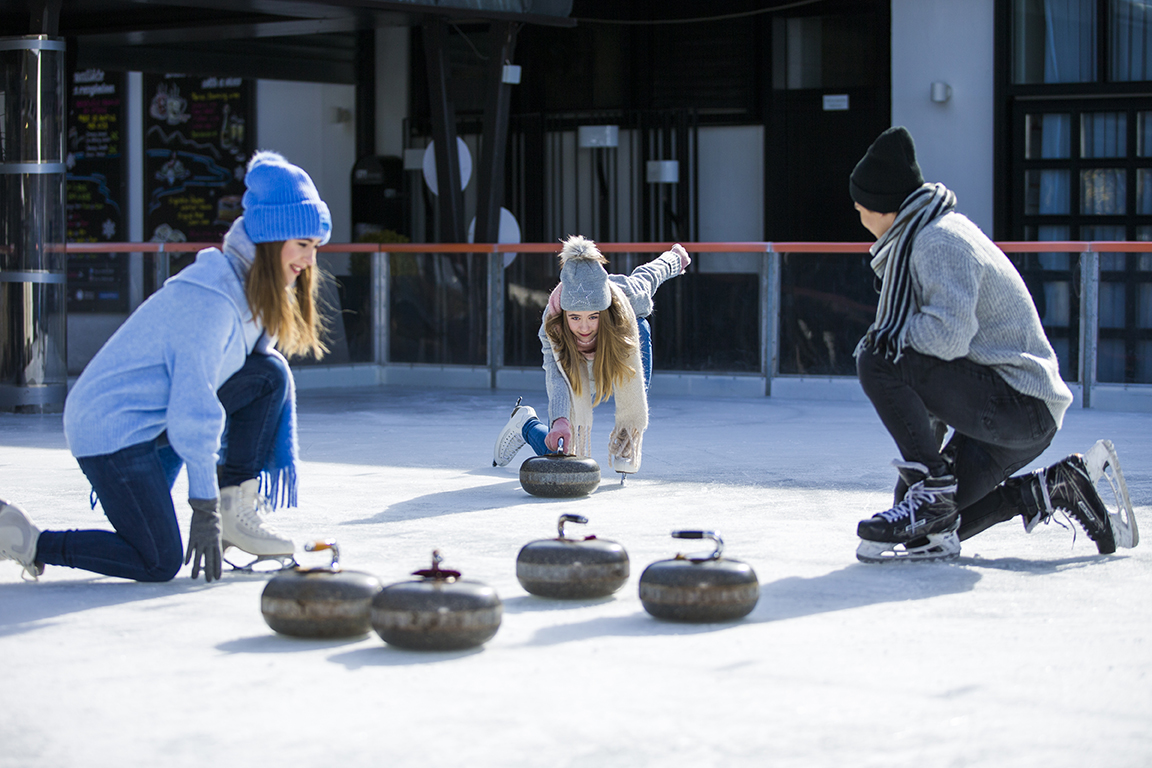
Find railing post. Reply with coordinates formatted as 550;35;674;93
761;244;780;396
154;243;170;287
1080;244;1098;409
374;246;390;367
488;246;504;389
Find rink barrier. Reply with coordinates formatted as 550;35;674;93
63;240;1152;410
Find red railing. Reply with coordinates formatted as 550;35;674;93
62;240;1152;254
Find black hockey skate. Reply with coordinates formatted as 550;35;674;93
1021;441;1136;554
857;461;960;564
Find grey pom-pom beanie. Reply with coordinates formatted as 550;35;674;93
558;235;611;312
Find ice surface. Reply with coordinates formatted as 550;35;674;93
1;387;1149;767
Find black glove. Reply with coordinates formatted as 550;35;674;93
184;497;222;582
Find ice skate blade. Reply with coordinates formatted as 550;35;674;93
1084;439;1139;549
224;551;297;573
856;531;960;564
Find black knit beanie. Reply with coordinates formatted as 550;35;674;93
849;126;924;213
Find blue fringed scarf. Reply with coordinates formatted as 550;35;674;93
221;219;300;510
254;336;299;510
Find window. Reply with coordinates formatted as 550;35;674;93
1012;0;1097;84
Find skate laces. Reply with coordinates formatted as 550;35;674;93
876;479;956;524
239;493;284;539
1026;468;1073;539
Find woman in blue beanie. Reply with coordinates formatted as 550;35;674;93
0;151;331;582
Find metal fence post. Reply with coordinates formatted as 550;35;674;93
488;248;504;389
374;247;390;366
1080;246;1098;408
761;244;780;396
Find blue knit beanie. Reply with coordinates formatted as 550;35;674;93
242;151;332;245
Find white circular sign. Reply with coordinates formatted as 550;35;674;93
422;137;472;195
468;207;521;268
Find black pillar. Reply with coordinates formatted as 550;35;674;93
474;21;518;244
354;28;376;161
422;18;465;243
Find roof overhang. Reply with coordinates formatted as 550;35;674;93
0;0;573;83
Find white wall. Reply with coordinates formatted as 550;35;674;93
255;80;357;244
890;0;996;233
696;125;764;273
376;26;410;159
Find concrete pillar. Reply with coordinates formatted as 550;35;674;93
0;35;67;412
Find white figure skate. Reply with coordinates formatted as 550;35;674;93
219;479;297;572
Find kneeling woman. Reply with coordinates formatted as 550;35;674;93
0;151;330;582
494;236;689;476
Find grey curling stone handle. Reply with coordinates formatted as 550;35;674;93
671;530;724;561
558;513;589;539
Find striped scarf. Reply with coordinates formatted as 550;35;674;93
859;183;956;361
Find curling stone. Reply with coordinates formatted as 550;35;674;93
516;513;630;599
639;531;759;622
520;452;601;497
261;540;383;639
371;551;502;651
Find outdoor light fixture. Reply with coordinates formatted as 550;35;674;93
931;81;952;103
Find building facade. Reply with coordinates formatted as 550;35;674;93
11;0;1151;410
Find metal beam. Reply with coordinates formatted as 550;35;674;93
76;40;358;83
423;17;465;243
76;15;364;46
473;20;517;244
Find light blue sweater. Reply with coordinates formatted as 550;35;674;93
63;221;265;501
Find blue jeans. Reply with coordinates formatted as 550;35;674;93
35;352;289;581
856;343;1057;524
525;318;652;455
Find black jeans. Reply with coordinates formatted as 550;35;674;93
856;344;1057;529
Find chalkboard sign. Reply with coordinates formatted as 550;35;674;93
66;68;128;313
143;74;254;247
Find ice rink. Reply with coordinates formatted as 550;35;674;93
1;385;1149;768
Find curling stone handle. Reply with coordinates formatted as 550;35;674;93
558;513;589;539
671;530;724;561
412;549;462;580
304;539;341;568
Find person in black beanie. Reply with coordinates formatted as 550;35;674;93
849;126;1137;562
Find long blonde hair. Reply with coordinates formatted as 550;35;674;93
246;241;327;359
545;291;638;406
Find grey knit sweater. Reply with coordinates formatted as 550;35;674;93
878;211;1073;427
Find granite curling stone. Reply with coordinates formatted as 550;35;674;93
516;513;630;599
371;550;502;651
261;540;383;639
639;531;759;623
519;452;601;497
